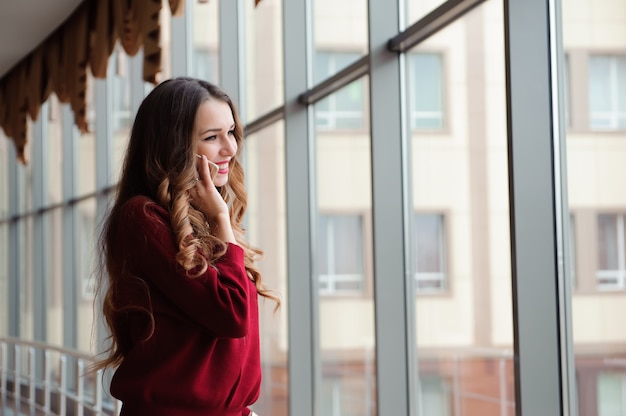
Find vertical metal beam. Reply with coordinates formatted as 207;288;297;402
62;105;78;350
32;103;49;344
368;0;414;415
219;0;245;116
283;0;317;415
504;0;564;414
94;59;115;352
171;1;192;77
549;0;578;414
7;144;23;338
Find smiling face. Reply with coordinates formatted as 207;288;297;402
194;99;238;187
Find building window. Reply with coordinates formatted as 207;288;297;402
420;375;451;416
314;52;365;130
408;52;445;130
413;213;447;292
588;55;626;130
596;213;626;290
317;214;365;295
597;372;626;416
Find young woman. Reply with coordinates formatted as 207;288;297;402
96;77;278;416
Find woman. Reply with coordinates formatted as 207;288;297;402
95;77;278;415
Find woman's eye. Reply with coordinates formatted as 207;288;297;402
204;135;217;141
228;130;235;136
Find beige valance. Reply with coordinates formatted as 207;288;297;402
0;0;253;164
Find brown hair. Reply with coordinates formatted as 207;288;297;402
94;77;279;372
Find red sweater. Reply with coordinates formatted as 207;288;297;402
108;196;260;416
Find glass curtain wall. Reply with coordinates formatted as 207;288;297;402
0;0;588;414
561;0;626;414
408;2;515;415
244;121;288;415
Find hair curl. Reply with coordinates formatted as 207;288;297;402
93;77;280;373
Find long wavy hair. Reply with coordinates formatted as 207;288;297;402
94;77;279;372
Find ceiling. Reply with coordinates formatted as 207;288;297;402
0;0;83;78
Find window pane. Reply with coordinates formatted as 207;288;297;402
315;74;376;414
192;0;220;84
589;55;626;130
409;53;445;130
408;2;516;414
315;52;365;130
244;0;284;122
597;214;618;270
244;121;288;416
563;0;626;411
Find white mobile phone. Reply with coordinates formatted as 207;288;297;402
196;154;220;181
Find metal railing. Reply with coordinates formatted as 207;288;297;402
0;337;120;416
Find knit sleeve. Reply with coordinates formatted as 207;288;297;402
116;196;254;338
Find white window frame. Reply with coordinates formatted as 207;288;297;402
596;213;626;290
317;214;365;296
413;212;447;293
588;54;626;131
408;52;445;130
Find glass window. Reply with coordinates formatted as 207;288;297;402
408;53;445;130
596;214;626;290
598;373;626;416
588;55;626;130
193;48;218;83
192;0;220;84
420;375;451;416
413;213;447;293
317;214;365;295
244;0;284;122
315;75;376;415
244;121;289;416
314;52;365;130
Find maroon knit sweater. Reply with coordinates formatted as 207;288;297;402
108;196;260;416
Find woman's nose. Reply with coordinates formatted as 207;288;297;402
221;134;238;155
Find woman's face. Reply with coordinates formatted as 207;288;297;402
194;99;238;187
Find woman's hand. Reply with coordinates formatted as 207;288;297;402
192;155;237;243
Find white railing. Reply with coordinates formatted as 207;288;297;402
0;337;120;416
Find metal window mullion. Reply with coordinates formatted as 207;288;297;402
283;0;317;414
368;0;415;415
171;0;192;77
32;102;49;348
8;143;23;339
95;60;115;353
504;0;569;414
62;105;78;350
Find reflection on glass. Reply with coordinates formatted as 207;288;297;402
562;0;626;412
244;0;284;122
244;121;288;416
409;1;515;415
315;76;376;416
192;0;220;83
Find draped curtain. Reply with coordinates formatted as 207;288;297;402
0;0;259;163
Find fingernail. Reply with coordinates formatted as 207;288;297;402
202;155;207;161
